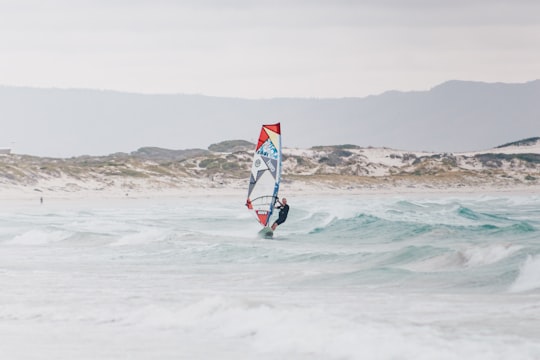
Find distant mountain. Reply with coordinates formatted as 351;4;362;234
1;80;539;157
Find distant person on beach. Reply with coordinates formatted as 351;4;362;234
271;198;289;231
40;197;43;204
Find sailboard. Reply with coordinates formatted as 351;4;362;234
245;123;282;238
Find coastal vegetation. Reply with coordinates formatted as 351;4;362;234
0;139;539;193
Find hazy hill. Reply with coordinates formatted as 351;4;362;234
1;80;539;157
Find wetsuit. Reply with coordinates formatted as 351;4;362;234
274;204;289;225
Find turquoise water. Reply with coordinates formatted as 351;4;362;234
0;194;539;359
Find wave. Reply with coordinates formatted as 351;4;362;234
309;213;380;235
402;243;522;272
509;255;540;293
457;206;509;221
300;210;535;247
458;244;522;267
457;206;536;232
110;229;173;247
3;226;140;247
5;229;72;245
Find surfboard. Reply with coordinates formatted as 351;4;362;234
245;123;282;236
258;226;274;239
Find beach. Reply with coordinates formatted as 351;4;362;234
1;173;539;203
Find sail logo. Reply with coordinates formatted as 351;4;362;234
254;159;261;168
257;140;278;160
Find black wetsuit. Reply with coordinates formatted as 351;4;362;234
274;204;289;225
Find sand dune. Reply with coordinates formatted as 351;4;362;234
1;139;539;201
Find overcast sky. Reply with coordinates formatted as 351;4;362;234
1;0;539;98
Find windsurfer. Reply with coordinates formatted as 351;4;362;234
271;198;289;231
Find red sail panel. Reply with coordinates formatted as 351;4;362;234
256;211;268;226
256;123;281;150
263;123;281;135
256;128;269;151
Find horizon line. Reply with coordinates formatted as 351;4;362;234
1;79;538;101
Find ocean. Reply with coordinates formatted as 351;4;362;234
1;193;539;359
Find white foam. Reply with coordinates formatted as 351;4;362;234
403;252;465;272
460;244;521;267
122;295;537;360
7;229;70;245
110;228;170;246
509;255;540;293
403;244;521;272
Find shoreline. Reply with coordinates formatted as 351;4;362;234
1;179;539;203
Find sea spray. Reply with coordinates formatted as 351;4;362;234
510;255;540;292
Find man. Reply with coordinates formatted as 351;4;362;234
271;197;289;231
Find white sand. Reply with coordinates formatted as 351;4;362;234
1;175;539;204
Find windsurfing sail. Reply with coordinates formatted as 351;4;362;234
246;123;282;227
